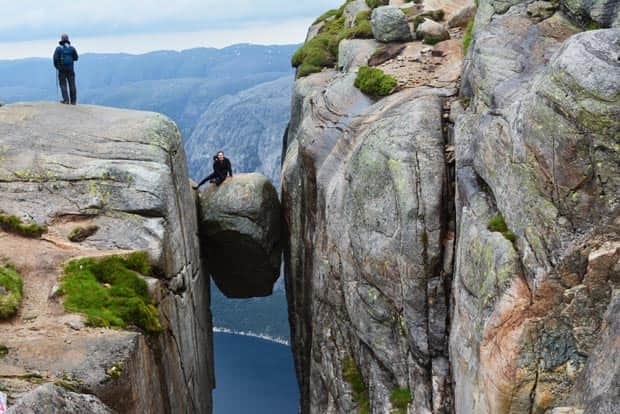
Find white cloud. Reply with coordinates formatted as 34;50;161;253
0;0;342;40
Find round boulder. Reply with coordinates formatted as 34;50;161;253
199;173;282;298
416;18;450;43
371;6;413;43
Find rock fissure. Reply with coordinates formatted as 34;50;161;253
284;2;619;414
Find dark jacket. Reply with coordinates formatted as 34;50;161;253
53;40;78;72
212;156;233;179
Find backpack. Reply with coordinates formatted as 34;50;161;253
61;45;74;67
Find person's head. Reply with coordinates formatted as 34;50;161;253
216;151;224;160
60;33;69;43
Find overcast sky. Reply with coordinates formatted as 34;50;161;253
0;0;342;59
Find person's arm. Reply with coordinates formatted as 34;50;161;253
73;47;78;62
53;47;60;69
227;159;233;177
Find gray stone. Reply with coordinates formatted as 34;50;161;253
338;39;381;72
526;1;558;20
371;6;413;42
199;173;281;298
306;21;325;42
561;0;620;27
416;18;451;42
7;384;114;414
344;0;371;28
448;4;478;28
66;320;85;330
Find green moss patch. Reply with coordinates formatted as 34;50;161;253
0;213;47;238
0;344;9;357
390;388;412;413
488;214;516;243
59;252;161;334
366;0;388;8
342;10;374;40
68;225;99;242
463;18;474;52
343;356;370;414
0;264;24;319
293;1;379;78
354;66;398;96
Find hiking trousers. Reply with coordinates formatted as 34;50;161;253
198;172;226;187
58;70;76;104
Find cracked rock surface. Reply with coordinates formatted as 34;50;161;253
0;102;213;413
452;3;619;414
283;0;619;413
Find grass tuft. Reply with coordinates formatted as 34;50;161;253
488;214;516;243
354;66;398;96
343;356;370;414
0;344;8;357
0;263;24;319
0;213;47;238
59;252;161;334
366;0;388;8
463;18;474;52
390;388;412;413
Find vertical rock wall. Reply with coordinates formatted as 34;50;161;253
282;50;458;414
0;103;213;413
452;1;619;412
283;1;619;413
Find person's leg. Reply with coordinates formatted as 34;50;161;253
58;71;69;103
68;71;76;105
197;172;217;188
215;176;226;186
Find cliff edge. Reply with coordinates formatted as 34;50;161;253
0;102;213;413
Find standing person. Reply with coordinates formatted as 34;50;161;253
195;151;233;189
53;34;79;105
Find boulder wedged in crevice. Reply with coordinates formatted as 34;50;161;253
198;173;282;298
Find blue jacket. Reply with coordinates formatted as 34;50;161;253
53;40;78;72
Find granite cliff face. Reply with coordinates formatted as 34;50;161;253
0;103;213;413
282;0;618;413
452;2;619;412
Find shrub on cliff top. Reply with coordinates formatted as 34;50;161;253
354;66;397;96
0;213;47;238
59;252;161;334
0;263;24;320
293;2;378;78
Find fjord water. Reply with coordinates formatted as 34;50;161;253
213;332;299;413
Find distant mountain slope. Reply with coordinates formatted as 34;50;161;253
185;75;293;186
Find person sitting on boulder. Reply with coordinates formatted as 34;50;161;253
195;151;233;189
53;33;79;105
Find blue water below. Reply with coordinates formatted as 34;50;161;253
213;332;299;414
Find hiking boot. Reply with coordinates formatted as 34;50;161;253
59;100;69;104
